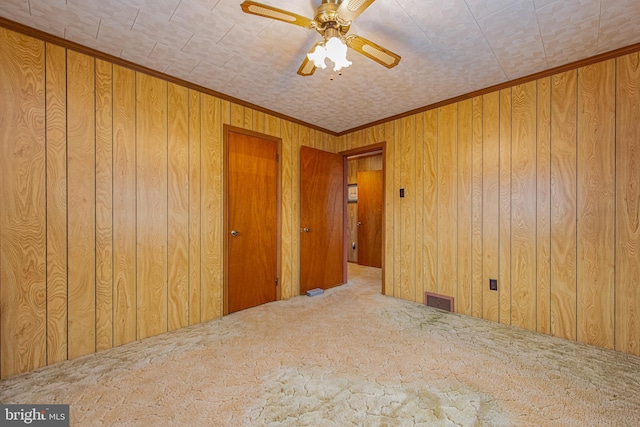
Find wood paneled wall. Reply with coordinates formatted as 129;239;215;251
1;25;639;378
339;52;640;356
347;155;383;262
0;28;337;378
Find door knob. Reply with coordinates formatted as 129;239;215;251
357;222;362;226
230;230;239;237
302;227;311;233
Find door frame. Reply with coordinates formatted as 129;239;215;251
339;142;386;294
223;125;282;315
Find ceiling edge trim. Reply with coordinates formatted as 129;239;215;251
338;41;640;136
0;17;340;136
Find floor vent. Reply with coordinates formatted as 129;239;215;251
424;292;454;312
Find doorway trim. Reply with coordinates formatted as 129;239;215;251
339;142;386;295
223;124;282;315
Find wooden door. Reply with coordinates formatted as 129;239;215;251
227;131;278;313
357;170;383;268
300;146;345;294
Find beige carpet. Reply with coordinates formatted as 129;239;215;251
1;263;639;426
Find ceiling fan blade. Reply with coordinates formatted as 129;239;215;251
346;35;401;69
240;1;315;29
336;0;376;23
297;43;321;76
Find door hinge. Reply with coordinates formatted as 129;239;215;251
275;277;279;287
276;153;280;162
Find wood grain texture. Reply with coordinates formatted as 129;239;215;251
0;29;46;378
357;170;383;269
437;104;458;300
384;120;395;296
536;78;551;334
188;89;202;325
499;88;512;325
616;52;640;356
67;50;96;359
577;60;616;349
393;120;401;297
136;73;168;340
299;146;344;293
113;65;137;346
482;92;500;322
45;42;68;365
168;83;189;331
414;113;424;303
227;132;278;311
244;107;253;130
253;110;266;134
471;97;484;318
291;123;301;296
511;81;538;332
95;59;113;352
230;103;244;128
266;114;281;138
280;120;293;299
399;116;416;301
551;70;578;341
422;111;438;295
201;94;222;321
457;99;473;316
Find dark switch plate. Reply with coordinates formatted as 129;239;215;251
400;188;405;198
489;279;498;291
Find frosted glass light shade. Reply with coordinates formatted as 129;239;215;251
306;36;352;72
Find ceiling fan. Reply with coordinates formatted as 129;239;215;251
240;0;401;76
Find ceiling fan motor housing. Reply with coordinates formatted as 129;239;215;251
315;1;350;36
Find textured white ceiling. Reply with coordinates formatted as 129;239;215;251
1;0;639;133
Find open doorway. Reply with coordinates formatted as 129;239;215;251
340;143;386;294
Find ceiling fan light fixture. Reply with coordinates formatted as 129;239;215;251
307;43;328;69
325;36;352;71
306;36;352;72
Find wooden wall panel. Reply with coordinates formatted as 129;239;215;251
266;115;281;138
499;88;512;325
113;65;137;346
231;103;244;128
291;123;301;296
67;50;96;359
414;114;424;303
3;26;370;377
482;92;500;322
0;29;46;379
471;97;483;318
281;120;293;299
168;83;189;331
45;42;68;365
188;90;202;325
201;94;222;321
536;78;551;334
136;73;168;340
4;26;640;378
616;52;640;356
384;120;395;296
392;120;401;297
551;70;578;341
399;116;416;301
510;81;537;332
576;60;616;349
457;99;473;316
437;104;458;299
95;59;113;352
253;111;266;134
